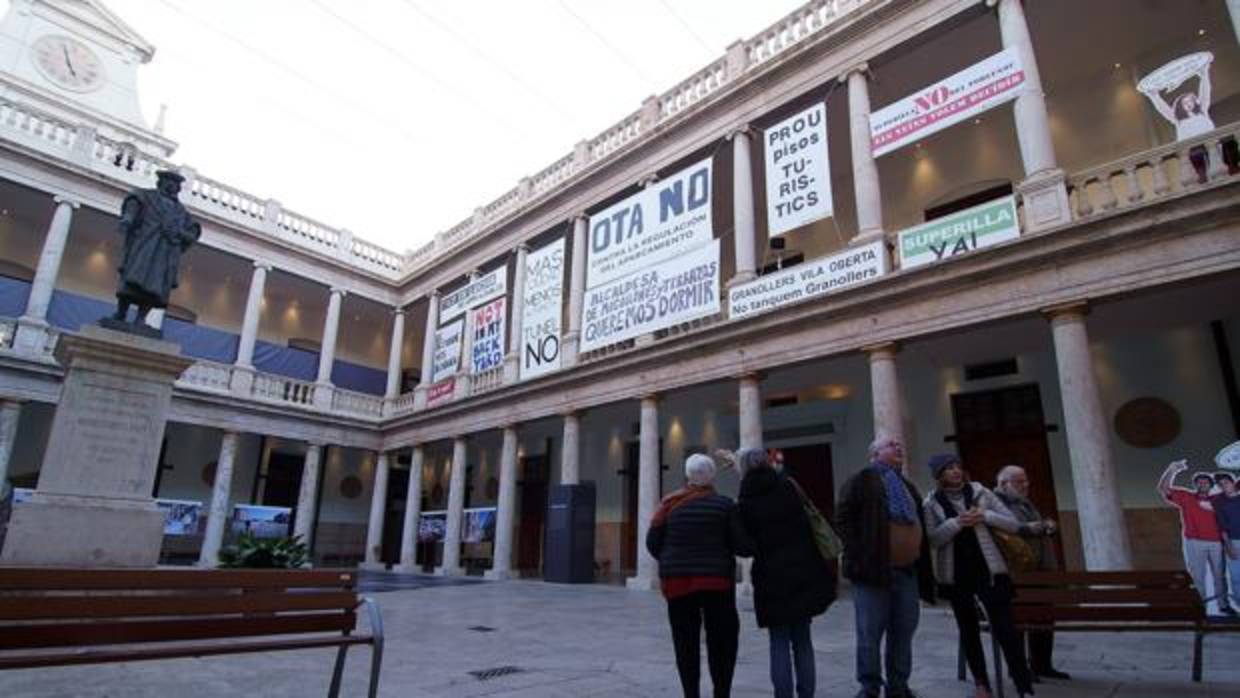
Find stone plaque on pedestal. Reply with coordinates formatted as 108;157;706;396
0;325;193;567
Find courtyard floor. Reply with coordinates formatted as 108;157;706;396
2;570;1238;697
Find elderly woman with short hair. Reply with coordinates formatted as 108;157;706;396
646;453;754;698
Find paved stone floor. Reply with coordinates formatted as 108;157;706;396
2;574;1238;697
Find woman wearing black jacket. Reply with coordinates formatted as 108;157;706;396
737;448;837;698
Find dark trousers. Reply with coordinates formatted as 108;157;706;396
666;588;740;698
1026;629;1055;673
947;576;1033;693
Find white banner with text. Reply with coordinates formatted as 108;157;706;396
470;297;506;374
764;103;833;236
870;47;1026;157
587;158;713;289
728;240;885;320
440;267;507;323
520;238;565;380
581;238;720;352
430;317;464;383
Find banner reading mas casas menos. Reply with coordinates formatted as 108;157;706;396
580;158;720;352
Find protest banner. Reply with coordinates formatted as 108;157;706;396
470;297;506;374
521;238;565;380
581;239;720;352
764;102;833;236
587;158;713;289
440;267;507;322
897;195;1019;269
728;240;884;320
430;317;464;383
870;47;1026;157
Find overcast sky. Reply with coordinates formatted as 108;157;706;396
38;0;807;254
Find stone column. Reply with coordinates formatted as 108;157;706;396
362;451;391;570
145;309;166;331
1046;303;1133;570
627;395;661;590
316;287;346;385
293;444;323;553
14;195;77;354
738;373;763;451
866;343;907;475
437;437;467;576
504;245;529;384
486;426;519;580
562;215;588;367
561;412;581;485
455;272;480;400
0;400;22;497
730;127;757;286
198;430;239;567
396;446;424;573
842;65;884;242
414;292;440;409
988;0;1071;231
1229;0;1240;46
235;262;270;369
385;307;406;399
230;261;270;395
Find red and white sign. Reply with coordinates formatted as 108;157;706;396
427;378;456;407
870;47;1026;157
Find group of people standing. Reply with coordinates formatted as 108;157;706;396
1159;459;1240;616
646;437;1066;698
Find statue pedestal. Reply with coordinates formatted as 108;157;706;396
0;325;192;567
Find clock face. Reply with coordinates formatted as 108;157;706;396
30;35;105;92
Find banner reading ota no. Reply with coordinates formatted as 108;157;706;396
870;47;1026;157
580;239;720;352
898;195;1019;270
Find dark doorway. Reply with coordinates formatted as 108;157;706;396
262;452;304;507
516;451;551;576
380;467;409;566
781;443;835;518
951;384;1062;563
619;440;666;575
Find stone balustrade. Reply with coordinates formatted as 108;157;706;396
251;371;316;407
469;366;505;396
0;319;14;350
1068;123;1240;220
176;359;233;393
331;386;385;418
746;0;868;68
660;59;729;120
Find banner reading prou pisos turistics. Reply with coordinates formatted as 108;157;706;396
870;47;1026;157
587;159;713;289
764;102;833;236
580;239;720;352
520;237;565;380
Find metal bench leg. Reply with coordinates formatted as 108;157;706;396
1192;631;1203;682
362;596;385;698
329;645;349;698
992;631;1005;698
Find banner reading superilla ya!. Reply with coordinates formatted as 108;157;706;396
870;47;1026;157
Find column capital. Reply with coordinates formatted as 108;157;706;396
737;371;765;383
391;305;406;318
306;441;327;450
500;423;519;434
52;194;80;209
839;61;871;83
428;289;441;300
328;286;347;297
638;393;660;404
569;211;589;225
638;173;660;188
252;260;273;272
725;124;752;141
515;242;530;255
562;409;581;420
1042;300;1090;322
861;341;900;358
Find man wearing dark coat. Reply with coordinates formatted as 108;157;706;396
109;169;200;328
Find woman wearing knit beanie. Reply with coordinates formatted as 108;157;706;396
923;454;1035;698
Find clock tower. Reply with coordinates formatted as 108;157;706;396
0;0;176;158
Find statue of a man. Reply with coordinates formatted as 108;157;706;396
107;169;200;331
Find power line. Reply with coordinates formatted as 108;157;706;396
156;0;425;150
556;0;659;91
394;0;579;127
306;0;529;139
655;0;714;55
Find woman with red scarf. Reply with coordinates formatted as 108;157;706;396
647;453;754;698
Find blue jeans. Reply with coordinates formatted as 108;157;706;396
769;619;814;698
853;567;920;696
1228;539;1240;608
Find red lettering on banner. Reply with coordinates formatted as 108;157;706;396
871;70;1026;151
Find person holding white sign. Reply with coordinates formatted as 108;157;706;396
1138;53;1230;183
1157;459;1235;616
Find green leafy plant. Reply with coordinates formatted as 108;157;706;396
217;532;310;569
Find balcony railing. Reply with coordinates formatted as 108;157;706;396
176;359;233;393
331;386;385;419
470;366;504;396
251;372;315;407
0;319;14;350
1068;123;1240;220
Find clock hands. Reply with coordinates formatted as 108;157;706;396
62;45;77;78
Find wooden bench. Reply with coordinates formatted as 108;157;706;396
0;568;383;697
963;570;1239;697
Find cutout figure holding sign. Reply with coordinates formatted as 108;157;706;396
1138;52;1228;183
